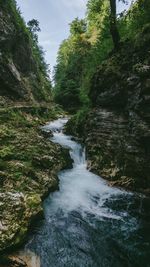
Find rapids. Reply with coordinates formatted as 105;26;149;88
21;118;150;267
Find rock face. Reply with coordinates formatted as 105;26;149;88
0;0;71;260
0;192;36;252
0;0;72;257
0;0;66;255
0;0;52;102
67;26;150;193
85;108;150;191
0;107;72;254
85;28;150;192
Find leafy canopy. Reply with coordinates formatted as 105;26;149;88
54;0;150;112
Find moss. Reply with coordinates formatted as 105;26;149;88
13;227;29;247
13;172;23;181
0;0;52;103
0;127;15;141
65;107;89;137
0;104;72;253
0;104;62;184
26;194;41;209
0;146;14;160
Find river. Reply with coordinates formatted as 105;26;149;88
20;118;150;267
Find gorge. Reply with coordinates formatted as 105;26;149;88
0;0;150;266
12;118;150;267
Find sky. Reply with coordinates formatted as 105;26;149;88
16;0;129;75
16;0;87;75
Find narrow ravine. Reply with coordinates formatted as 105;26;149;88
20;118;150;267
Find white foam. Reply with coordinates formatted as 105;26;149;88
42;117;68;132
46;165;125;220
43;118;129;222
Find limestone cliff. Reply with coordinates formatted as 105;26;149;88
0;0;51;103
66;25;150;193
0;0;71;259
0;106;72;252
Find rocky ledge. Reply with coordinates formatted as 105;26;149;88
85;27;150;193
66;26;150;194
84;108;150;193
0;104;72;258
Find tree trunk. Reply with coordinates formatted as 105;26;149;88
109;0;120;49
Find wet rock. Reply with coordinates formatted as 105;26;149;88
0;192;42;252
39;129;53;138
11;251;40;267
0;2;52;102
32;155;56;169
0;0;69;257
0;107;71;253
70;35;150;193
0;256;27;267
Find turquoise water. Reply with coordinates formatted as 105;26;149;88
24;118;150;267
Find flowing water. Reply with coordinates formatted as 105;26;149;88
22;118;150;267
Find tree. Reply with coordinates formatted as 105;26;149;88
70;18;87;35
27;19;41;42
27;19;50;78
54;0;149;112
109;0;120;49
27;19;41;33
54;19;90;111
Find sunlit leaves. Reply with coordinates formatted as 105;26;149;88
54;0;150;111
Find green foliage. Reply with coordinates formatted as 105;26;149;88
54;24;90;112
26;19;50;77
119;0;150;40
1;0;27;34
27;19;41;34
86;0;107;33
54;1;111;111
0;146;14;160
65;106;89;136
70;18;87;35
1;0;52;97
54;0;150;113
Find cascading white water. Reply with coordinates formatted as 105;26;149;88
23;117;150;267
43;118;128;219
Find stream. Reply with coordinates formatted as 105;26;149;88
21;118;150;267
